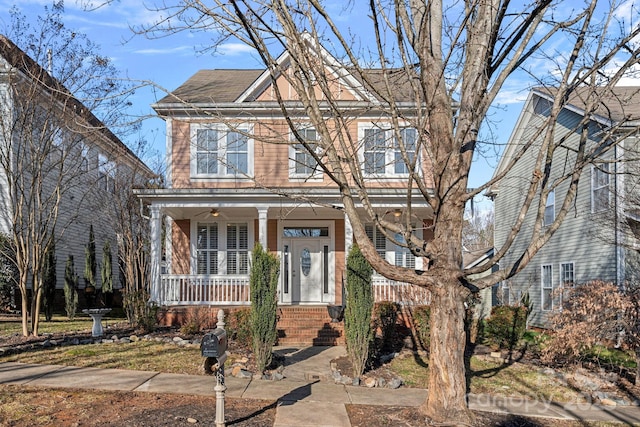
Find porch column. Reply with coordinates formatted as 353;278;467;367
149;205;162;304
345;214;353;262
258;207;268;249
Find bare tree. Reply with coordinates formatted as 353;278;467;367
463;210;494;252
0;3;140;336
136;1;640;423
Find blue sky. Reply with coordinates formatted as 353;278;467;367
2;0;637;212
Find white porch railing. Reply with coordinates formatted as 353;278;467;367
157;274;430;307
158;275;251;306
372;277;432;305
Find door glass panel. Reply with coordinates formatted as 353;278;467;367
301;248;311;276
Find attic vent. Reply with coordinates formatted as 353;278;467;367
533;97;552;116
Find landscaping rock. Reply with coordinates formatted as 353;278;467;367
129;335;139;342
364;377;377;388
387;378;403;389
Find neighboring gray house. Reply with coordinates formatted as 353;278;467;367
0;34;153;296
490;87;640;327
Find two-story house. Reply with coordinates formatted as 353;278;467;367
137;44;432;344
491;87;640;327
0;34;154;305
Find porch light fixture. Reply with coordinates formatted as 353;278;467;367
393;209;403;218
210;209;220;217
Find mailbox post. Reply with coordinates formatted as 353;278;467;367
201;309;228;427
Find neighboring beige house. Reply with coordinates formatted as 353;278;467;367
136;42;433;344
0;35;153;299
490;87;640;327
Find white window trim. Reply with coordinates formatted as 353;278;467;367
591;163;610;213
559;261;575;288
190;123;254;179
98;153;116;192
190;219;255;276
358;122;419;179
541;264;553;311
543;188;555;226
288;126;323;182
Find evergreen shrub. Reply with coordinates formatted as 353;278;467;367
484;305;529;350
250;243;280;372
344;244;374;377
411;305;431;351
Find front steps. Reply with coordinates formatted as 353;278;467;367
157;305;344;346
276;306;344;346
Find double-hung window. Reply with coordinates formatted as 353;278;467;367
592;163;610;212
192;124;252;178
394;128;417;174
560;262;574;302
98;153;116;193
361;124;418;177
543;189;555;226
290;127;321;179
541;264;553;311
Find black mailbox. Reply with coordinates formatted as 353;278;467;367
201;328;227;358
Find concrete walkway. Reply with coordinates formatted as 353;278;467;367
1;346;640;426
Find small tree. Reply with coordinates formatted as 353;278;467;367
100;241;113;306
344;244;374;378
63;255;78;320
84;225;96;289
42;241;56;321
249;243;280;372
0;233;17;312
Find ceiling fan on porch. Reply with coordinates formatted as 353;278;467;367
194;208;229;219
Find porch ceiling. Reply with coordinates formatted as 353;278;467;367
135;187;434;220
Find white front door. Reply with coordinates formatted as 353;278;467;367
290;238;323;303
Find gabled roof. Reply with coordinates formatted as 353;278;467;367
156;35;419;108
534;86;640;125
0;34;152;175
489;85;640;197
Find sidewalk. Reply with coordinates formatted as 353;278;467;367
1;346;640;426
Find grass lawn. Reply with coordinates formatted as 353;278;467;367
0;314;125;336
0;317;627;404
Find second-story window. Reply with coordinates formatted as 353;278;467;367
192;124;252;178
543;189;555;226
360;124;418;177
98;153;116;193
290;127;321;179
592;163;610;212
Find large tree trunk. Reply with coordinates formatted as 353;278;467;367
421;277;474;424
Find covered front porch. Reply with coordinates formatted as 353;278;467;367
139;188;432;309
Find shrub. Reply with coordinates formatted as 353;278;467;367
541;281;628;367
344;244;374;377
122;288;157;332
101;241;113;306
373;301;400;355
484;305;529;350
411;305;431;351
0;233;17;312
250;243;280;372
227;308;252;348
63;255;79;320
